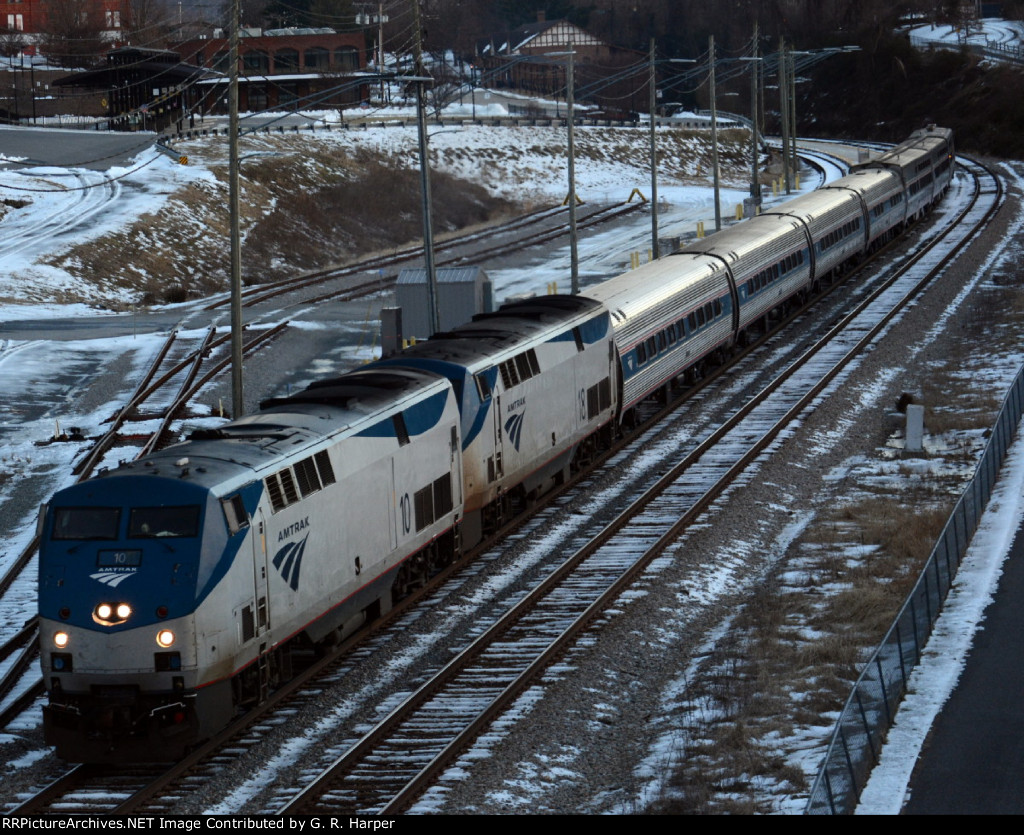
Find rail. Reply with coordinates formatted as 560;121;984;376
805;360;1024;814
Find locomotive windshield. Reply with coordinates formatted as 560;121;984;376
128;506;201;538
51;507;121;541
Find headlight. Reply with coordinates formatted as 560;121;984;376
54;631;70;649
93;602;132;626
156;630;175;648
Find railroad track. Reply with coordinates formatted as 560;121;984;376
270;156;1001;814
201;201;643;312
5;158;996;815
0;323;291;749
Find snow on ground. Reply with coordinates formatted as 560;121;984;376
0;137;215;312
1;64;1022;810
908;17;1024;50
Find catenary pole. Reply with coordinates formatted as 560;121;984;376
780;37;791;194
410;0;439;335
567;51;578;293
710;35;721;232
750;22;759;201
649;38;659;259
229;0;243;417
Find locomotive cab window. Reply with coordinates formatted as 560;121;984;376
129;506;200;538
474;372;492;401
221;494;249;534
51;507;121;541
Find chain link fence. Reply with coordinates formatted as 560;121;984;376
805;364;1024;814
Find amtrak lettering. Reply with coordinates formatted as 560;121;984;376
277;517;310;542
506;396;526;413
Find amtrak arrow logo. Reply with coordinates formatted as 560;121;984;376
504;412;525;452
273;532;308;591
90;571;135;588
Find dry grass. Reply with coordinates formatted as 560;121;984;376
656;481;960;813
42;137;520;308
243;153;514;284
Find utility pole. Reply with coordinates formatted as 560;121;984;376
378;2;386;104
749;22;759;201
779;37;791;194
229;0;243;418
709;35;721;232
789;48;799;185
410;0;439;334
567;51;578;293
648;38;659;259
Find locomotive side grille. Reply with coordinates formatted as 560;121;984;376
499;359;517;388
433;473;453;518
279;469;300;505
413;473;453;533
314;450;336;485
242;605;255;642
414;485;434;533
515;353;532;381
586;378;612;420
265;474;286;512
499;348;541;391
294;457;321;497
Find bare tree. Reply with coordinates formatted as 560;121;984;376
39;0;108;67
125;0;179;47
0;27;28;58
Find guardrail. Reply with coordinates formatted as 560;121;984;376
161;107;758;142
805;361;1024;814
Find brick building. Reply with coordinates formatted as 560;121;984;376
174;27;369;114
1;0;130;46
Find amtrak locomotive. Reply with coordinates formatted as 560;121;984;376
37;126;953;762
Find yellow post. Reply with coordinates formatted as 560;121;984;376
647;249;652;263
697;221;705;239
735;204;742;220
795;173;801;189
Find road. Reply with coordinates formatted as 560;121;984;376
0;125;156;171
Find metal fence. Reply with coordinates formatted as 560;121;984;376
910;35;1024;66
805;362;1024;814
